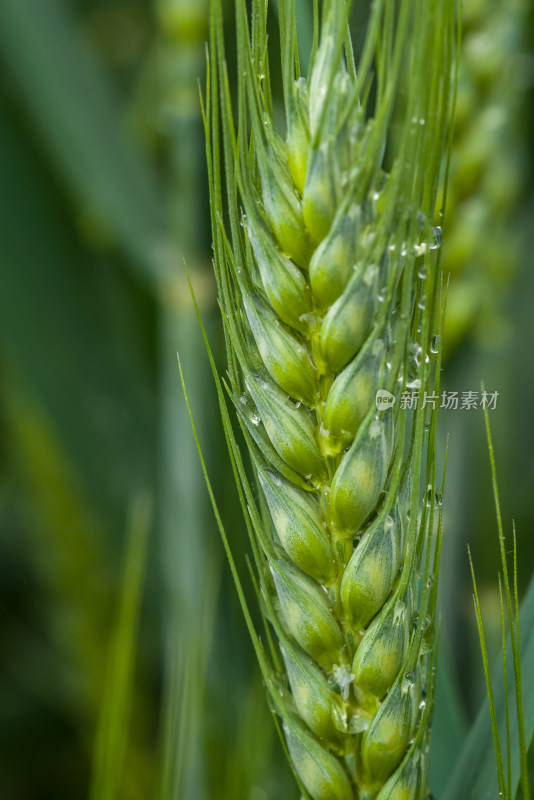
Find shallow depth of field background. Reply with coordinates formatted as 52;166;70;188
1;1;533;799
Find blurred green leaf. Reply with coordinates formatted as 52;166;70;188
429;638;469;794
89;493;151;800
0;88;156;534
0;0;170;290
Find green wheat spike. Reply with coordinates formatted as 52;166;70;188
204;1;456;797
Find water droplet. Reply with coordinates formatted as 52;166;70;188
426;485;443;507
250;413;261;426
418;265;428;279
347;711;371;734
413;346;423;367
406;378;421;389
393;600;406;622
403;672;416;692
430;226;442;250
431;334;440;353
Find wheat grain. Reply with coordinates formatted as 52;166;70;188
206;0;455;797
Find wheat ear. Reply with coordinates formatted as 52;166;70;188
205;1;455;798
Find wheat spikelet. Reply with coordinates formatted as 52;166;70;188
205;1;455;797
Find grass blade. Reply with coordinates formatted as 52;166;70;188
468;549;507;798
484;407;531;800
442;568;534;800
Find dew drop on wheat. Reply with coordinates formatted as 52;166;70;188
413;346;423;367
426;485;443;507
431;334;440;353
430;226;442;250
403;672;416;692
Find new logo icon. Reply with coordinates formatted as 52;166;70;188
375;389;396;410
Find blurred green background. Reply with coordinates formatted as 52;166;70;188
0;1;533;799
